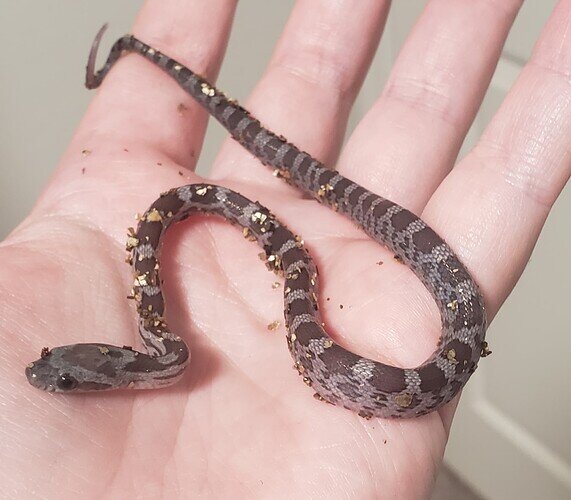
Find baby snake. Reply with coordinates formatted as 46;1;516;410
25;25;489;418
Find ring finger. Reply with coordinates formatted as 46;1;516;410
338;0;523;212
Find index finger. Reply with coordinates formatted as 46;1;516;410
70;0;237;170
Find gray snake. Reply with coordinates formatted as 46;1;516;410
25;25;489;418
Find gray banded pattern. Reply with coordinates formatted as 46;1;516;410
25;25;489;418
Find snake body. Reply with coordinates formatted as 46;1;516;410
25;25;488;418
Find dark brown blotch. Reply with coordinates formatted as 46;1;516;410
269;226;294;251
244;121;262;143
418;363;447;392
140;292;165;317
287;298;315;318
444;339;474;374
373;199;394;219
347;186;367;206
226;106;249;130
368;363;408;393
316;168;336;188
136;221;163;249
293;321;325;345
152;193;184;215
283;147;298;170
317;344;362;377
178;67;192;82
297;155;313;178
264;137;285;157
333;177;352;197
411;226;443;254
360;194;376;215
390;209;418;232
134;256;157;277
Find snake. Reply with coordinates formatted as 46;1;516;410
25;24;489;418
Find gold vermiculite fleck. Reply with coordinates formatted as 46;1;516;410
267;320;280;332
394;393;413;408
146;209;162;222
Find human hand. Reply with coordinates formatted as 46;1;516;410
2;0;569;497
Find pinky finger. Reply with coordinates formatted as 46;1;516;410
422;0;571;317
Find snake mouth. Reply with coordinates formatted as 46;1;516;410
25;358;78;392
25;362;55;391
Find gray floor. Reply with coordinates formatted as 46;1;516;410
432;467;482;500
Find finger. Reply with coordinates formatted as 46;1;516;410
424;0;571;317
209;0;391;191
338;0;523;212
70;0;237;170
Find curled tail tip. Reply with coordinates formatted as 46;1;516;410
85;23;109;89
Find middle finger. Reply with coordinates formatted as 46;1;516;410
209;0;391;193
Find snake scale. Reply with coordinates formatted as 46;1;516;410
25;25;489;418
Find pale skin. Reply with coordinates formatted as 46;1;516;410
1;0;570;497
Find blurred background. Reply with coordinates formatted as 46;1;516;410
1;2;569;498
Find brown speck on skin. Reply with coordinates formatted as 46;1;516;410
339;304;344;309
178;171;184;176
376;260;384;266
177;102;188;114
81;167;86;174
81;149;91;156
40;347;51;359
267;320;280;332
157;162;162;166
383;439;387;444
123;148;129;152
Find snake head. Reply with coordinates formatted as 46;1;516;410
25;343;132;392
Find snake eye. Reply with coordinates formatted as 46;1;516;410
56;373;78;391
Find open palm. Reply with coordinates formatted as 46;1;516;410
2;1;570;498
